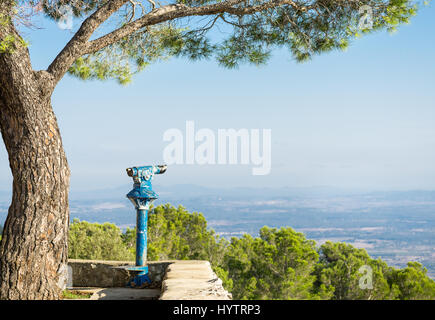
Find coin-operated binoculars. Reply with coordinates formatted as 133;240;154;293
125;165;167;287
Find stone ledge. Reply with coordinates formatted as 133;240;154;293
160;261;232;300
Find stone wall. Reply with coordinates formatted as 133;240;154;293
68;259;170;287
67;259;231;300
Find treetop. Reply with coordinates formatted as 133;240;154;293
5;0;420;85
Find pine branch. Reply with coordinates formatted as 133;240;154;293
47;0;129;86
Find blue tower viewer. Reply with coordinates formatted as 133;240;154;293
125;165;167;287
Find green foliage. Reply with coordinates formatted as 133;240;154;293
0;13;11;27
314;241;397;300
1;4;29;54
313;242;435;300
390;262;435;300
68;25;187;85
68;204;227;264
223;227;333;299
121;226;136;255
59;0;419;82
68;219;134;261
68;204;435;300
0;32;28;54
213;265;234;292
0;34;17;53
62;289;92;299
147;204;227;266
33;0;105;19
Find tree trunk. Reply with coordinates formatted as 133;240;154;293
0;22;70;300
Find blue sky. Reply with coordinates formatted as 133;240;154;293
0;5;434;191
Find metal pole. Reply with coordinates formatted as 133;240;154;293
136;207;148;267
124;165;166;287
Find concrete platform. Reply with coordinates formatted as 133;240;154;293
160;261;232;300
67;259;232;300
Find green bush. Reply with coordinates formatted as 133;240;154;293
69;219;134;261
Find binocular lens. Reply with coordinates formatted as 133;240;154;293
126;168;135;177
157;165;167;174
126;165;167;177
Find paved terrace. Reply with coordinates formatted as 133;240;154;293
68;259;231;300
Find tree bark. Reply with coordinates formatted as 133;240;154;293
0;24;70;300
